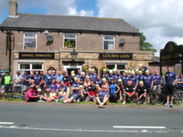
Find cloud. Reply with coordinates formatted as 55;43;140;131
97;0;183;55
68;7;94;16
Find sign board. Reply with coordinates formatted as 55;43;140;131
99;53;133;60
19;52;55;59
160;41;183;66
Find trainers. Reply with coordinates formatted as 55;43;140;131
122;101;126;105
170;103;173;108
164;103;169;107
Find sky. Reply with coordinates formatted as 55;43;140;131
0;0;183;56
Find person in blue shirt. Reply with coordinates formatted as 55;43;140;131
34;71;42;86
45;70;54;87
63;77;81;103
95;75;102;87
152;69;162;97
113;70;122;82
96;84;109;108
136;81;148;104
174;73;183;90
109;79;120;102
122;80;137;104
122;70;130;88
107;70;114;82
55;71;63;83
138;71;144;81
129;70;138;89
164;67;176;107
143;70;153;93
79;72;86;85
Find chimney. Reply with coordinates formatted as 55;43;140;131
9;0;18;17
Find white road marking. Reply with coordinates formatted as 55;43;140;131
0;125;180;134
0;122;14;125
113;126;166;129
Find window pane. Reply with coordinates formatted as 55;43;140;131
24;32;36;49
25;32;36;37
104;41;114;50
32;64;42;69
65;33;76;39
24;38;36;48
104;35;114;40
20;64;30;69
107;64;115;69
117;64;125;69
64;39;76;48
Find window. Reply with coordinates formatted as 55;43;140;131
106;63;126;73
64;33;76;48
106;64;115;70
23;32;37;49
117;64;125;70
18;63;43;72
103;35;115;50
20;64;30;70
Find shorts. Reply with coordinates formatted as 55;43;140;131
71;94;78;99
165;84;174;96
4;84;11;93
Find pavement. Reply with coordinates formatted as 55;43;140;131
0;103;183;137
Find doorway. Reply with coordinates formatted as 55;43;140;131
63;65;82;75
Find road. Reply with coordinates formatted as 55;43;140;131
0;103;183;137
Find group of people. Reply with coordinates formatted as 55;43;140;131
0;65;183;108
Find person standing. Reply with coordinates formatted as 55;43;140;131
1;72;12;93
13;71;22;93
165;67;176;107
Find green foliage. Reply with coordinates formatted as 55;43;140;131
140;33;157;53
64;40;75;48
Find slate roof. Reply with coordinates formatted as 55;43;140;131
0;13;138;34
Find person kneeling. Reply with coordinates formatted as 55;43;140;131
122;81;137;104
136;81;147;104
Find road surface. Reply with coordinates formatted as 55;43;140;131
0;103;183;137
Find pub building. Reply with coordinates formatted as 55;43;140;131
0;0;153;75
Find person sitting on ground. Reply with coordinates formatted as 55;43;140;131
25;85;40;102
63;77;81;103
96;84;109;108
122;80;137;104
173;73;183;98
41;88;51;102
57;84;69;103
85;80;97;103
136;81;147;104
49;87;58;102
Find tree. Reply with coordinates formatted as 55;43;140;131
140;33;157;53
